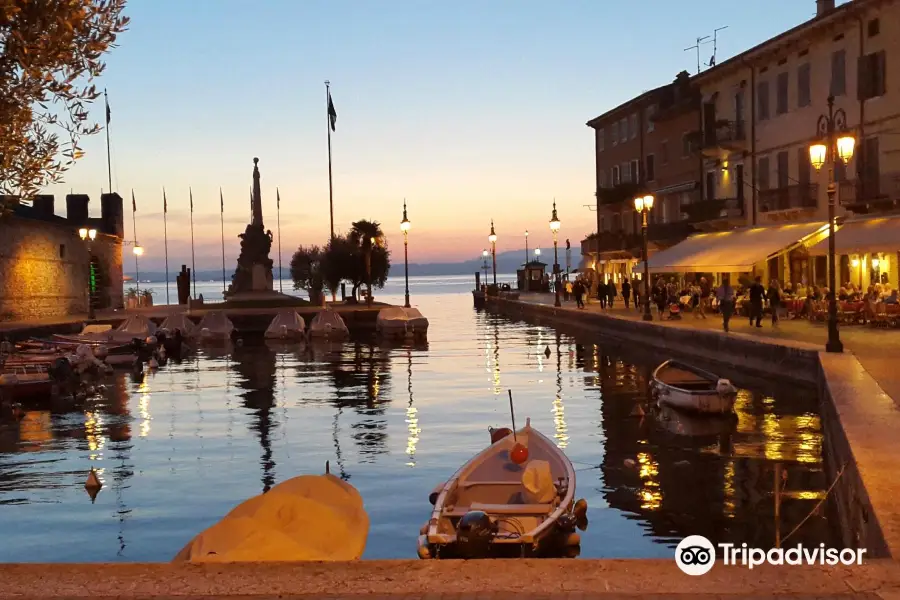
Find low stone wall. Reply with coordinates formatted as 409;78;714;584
490;297;821;384
488;296;896;558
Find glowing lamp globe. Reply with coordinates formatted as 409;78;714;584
809;143;827;171
78;228;88;240
510;442;529;465
133;245;144;256
837;135;855;164
400;218;410;233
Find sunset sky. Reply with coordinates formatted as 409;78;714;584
45;0;830;270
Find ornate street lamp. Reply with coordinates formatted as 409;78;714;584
78;227;98;320
400;200;411;308
488;221;497;286
810;95;855;353
633;194;655;321
132;244;144;294
549;201;561;307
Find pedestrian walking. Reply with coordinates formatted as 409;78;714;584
597;279;608;309
632;279;640;310
748;275;765;328
607;280;617;309
564;280;572;302
698;277;710;319
573;279;585;309
621;279;631;309
767;279;782;326
716;278;735;332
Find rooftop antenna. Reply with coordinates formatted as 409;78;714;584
685;35;711;75
705;26;729;68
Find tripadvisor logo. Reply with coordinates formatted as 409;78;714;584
675;536;866;576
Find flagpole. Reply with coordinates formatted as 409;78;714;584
189;187;197;299
326;80;334;241
104;89;112;194
131;190;139;294
163;188;170;305
277;188;283;293
220;188;226;296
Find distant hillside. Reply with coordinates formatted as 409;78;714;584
126;247;580;282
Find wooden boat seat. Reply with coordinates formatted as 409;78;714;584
469;501;554;515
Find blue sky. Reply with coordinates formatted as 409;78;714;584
47;0;833;268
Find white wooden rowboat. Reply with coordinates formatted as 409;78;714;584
418;418;585;559
651;359;737;415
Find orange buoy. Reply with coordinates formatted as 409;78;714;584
489;427;512;444
510;443;529;465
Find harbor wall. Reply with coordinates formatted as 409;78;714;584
486;296;896;558
0;213;123;322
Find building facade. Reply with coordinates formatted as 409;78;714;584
690;0;900;287
582;73;702;283
0;194;124;321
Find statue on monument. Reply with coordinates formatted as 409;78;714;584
226;157;275;296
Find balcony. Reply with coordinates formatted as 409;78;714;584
839;173;900;213
597;182;642;206
687;120;747;159
759;184;818;213
682;197;744;223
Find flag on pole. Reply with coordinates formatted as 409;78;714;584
105;90;111;125
277;188;281;209
190;188;194;213
327;91;337;131
131;189;136;212
220;188;224;213
163;188;168;213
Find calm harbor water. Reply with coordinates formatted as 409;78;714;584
0;276;837;561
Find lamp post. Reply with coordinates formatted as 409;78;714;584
78;227;97;320
400;200;411;308
549;201;561;307
525;230;529;266
488;221;497;286
365;236;376;307
810;95;855;353
133;244;144;294
482;249;489;284
633;194;654;321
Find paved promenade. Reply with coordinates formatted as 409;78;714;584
520;293;899;406
2;560;900;598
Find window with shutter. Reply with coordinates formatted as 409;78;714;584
631;159;640;183
646;154;656;181
776;151;789;189
612;166;620;186
797;147;810;187
758;156;770;190
797;63;811;107
776;72;789;115
757;81;770;120
831;49;846;96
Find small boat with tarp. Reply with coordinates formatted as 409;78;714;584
418;392;586;559
375;307;428;340
651;359;737;415
308;309;348;339
264;310;306;341
196;311;235;342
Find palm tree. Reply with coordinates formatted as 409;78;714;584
350;220;385;305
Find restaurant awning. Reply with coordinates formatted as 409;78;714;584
807;215;900;256
636;221;828;274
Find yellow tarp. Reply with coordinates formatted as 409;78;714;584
173;472;369;562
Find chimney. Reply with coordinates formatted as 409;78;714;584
32;195;55;218
100;192;124;238
817;0;835;16
65;194;90;225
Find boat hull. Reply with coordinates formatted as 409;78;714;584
651;359;736;415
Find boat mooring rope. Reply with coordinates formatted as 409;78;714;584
780;460;848;546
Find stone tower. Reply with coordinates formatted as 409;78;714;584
227;158;274;295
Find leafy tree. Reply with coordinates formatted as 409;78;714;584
290;244;324;299
0;0;130;213
320;235;356;297
348;220;389;302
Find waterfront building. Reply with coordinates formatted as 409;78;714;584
586;0;900;289
0;194;124;320
583;73;701;284
686;0;900;288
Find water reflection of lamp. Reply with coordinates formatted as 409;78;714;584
553;334;569;448
405;349;420;466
